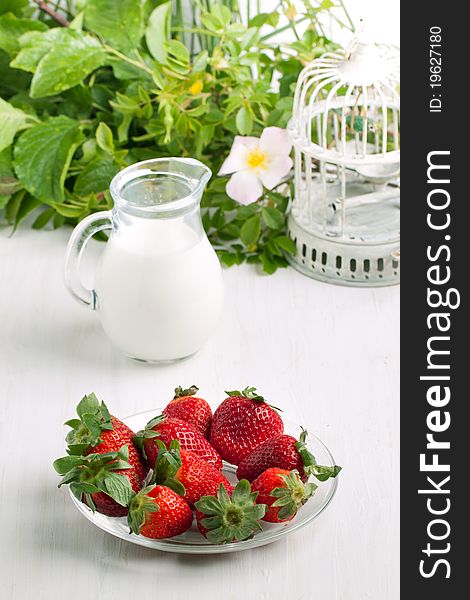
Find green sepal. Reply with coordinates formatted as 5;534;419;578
295;428;342;481
53;445;133;510
195;480;267;545
66;443;90;456
310;464;342;482
149;438;186;497
128;485;160;535
295;428;316;473
133;414;166;460
225;386;264;401
224;386;282;412
173;385;199;398
64;393;113;449
270;470;317;520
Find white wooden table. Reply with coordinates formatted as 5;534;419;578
0;227;399;600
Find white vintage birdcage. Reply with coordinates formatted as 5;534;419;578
287;27;400;286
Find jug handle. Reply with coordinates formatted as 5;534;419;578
64;211;112;310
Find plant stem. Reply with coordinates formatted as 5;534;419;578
103;45;155;78
33;0;69;27
260;16;308;41
338;0;355;31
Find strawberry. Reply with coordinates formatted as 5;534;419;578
53;393;148;516
134;415;222;470
53;446;137;517
251;468;317;523
210;387;284;465
162;385;212;438
128;485;193;539
237;429;342;482
151;439;232;506
195;480;266;544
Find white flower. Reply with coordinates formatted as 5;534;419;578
218;127;293;204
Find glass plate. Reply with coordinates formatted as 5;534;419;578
69;408;339;554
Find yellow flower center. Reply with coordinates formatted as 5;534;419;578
189;80;204;95
247;149;266;169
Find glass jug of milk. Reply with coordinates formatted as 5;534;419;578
64;158;224;362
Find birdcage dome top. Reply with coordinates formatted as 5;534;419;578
289;28;400;168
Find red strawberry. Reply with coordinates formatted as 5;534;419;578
54;445;138;517
195;480;266;544
237;429;342;483
134;415;222;470
251;468;317;523
152;439;232;506
163;385;212;438
128;485;193;539
53;393;148;516
210;387;284;465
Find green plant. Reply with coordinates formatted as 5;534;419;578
0;0;351;273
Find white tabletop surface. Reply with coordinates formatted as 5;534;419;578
0;226;399;600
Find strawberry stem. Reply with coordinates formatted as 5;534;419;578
174;385;199;398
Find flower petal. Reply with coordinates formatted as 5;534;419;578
218;136;260;175
259;127;292;158
259;156;293;189
226;170;264;204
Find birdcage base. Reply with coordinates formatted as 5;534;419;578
287;212;400;287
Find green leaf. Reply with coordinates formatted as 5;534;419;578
260;252;277;274
85;0;144;52
165;39;190;73
236;106;253;135
0;14;47;57
95;122;114;154
320;0;335;10
218;251;237;267
109;57;148;81
5;189;24;222
70;10;85;32
109;91;141;115
274;235;297;255
10;30;57;73
14;116;84;203
240;214;261;246
0;98;31;152
211;4;232;27
261;206;284;230
145;0;171;63
27;29;106;98
241;28;259;51
0;1;29;17
0;48;31;95
32;207;54;230
192;50;209;73
51;202;84;218
12;193;40;232
248;13;280;28
74;156;119;195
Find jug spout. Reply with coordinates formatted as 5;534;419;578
179;158;212;192
110;157;212;217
